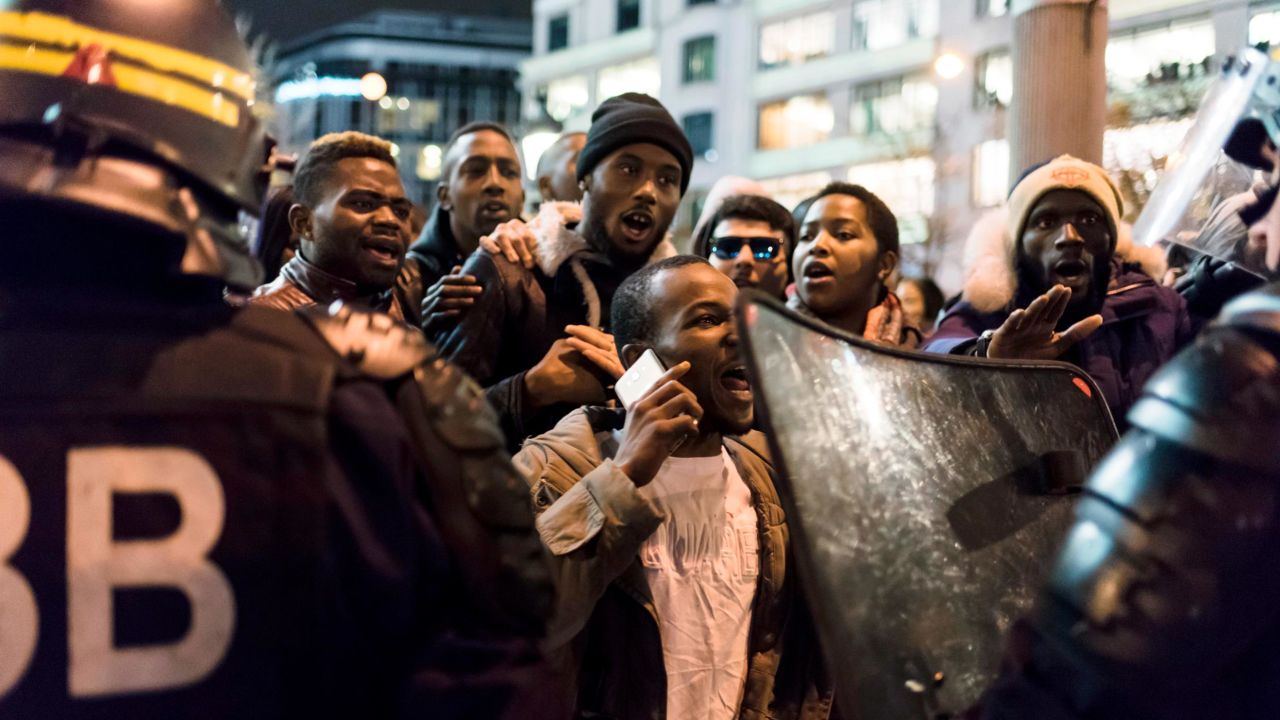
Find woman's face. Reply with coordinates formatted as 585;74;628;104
793;194;895;328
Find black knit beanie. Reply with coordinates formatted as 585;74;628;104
577;93;694;195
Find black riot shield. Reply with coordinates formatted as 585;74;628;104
736;292;1118;719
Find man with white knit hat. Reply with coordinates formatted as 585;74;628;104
925;155;1196;426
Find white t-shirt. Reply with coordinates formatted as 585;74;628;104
637;447;760;720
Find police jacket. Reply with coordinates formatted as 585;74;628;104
0;280;559;719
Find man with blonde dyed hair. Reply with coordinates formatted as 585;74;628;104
250;131;417;319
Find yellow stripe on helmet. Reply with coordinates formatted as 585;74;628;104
0;43;241;127
0;10;254;102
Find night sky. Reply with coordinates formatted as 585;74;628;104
223;0;530;45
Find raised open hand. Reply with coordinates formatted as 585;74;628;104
986;285;1103;361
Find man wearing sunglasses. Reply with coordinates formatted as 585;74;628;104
692;194;794;300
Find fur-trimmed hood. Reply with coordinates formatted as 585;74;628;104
960;207;1168;313
528;201;677;327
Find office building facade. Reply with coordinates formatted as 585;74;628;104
521;0;1274;289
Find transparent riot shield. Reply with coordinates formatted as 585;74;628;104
1132;47;1278;278
736;293;1118;719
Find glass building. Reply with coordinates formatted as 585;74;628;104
271;11;531;206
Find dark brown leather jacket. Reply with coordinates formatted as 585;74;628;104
248;253;413;322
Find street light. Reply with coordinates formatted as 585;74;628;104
934;52;965;80
360;72;387;102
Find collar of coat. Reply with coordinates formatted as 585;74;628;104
960;206;1168;314
407;204;462;272
530;201;677;327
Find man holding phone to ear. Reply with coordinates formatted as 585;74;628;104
512;255;832;720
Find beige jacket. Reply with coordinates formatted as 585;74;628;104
514;406;834;720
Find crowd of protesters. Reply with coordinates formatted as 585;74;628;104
223;82;1277;716
234;81;1280;712
6;2;1279;715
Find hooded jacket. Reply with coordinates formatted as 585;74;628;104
924;208;1195;426
429;202;676;449
514;406;833;720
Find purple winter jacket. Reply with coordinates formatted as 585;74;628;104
924;262;1196;428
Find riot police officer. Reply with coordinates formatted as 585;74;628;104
0;2;558;717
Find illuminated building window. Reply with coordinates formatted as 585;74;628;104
598;57;660;102
543;75;588;122
684;35;716;84
1103;118;1198;220
375;98;441;135
758;94;834;150
975;0;1010;18
683;112;714;159
851;75;937;137
759;171;832;212
971;139;1010;208
1106;17;1214;94
617;0;641;32
758;11;834;70
1103;118;1195;176
548;14;569;52
852;0;939;52
1250;7;1280;49
974;49;1012;110
847;157;936;244
417;144;444;181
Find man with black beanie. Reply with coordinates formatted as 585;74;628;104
429;93;694;449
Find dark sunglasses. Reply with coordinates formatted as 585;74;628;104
709;236;782;261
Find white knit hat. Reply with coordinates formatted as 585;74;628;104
960;156;1142;313
1005;154;1124;254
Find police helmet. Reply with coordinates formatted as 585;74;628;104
0;0;271;288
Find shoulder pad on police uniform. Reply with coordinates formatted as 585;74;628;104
298;300;434;379
1128;300;1280;473
1219;281;1280;336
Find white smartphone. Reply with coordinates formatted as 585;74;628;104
615;349;666;410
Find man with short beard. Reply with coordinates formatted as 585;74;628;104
925;155;1194;424
430;93;693;448
395;122;526;328
513;256;831;720
249;132;415;318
